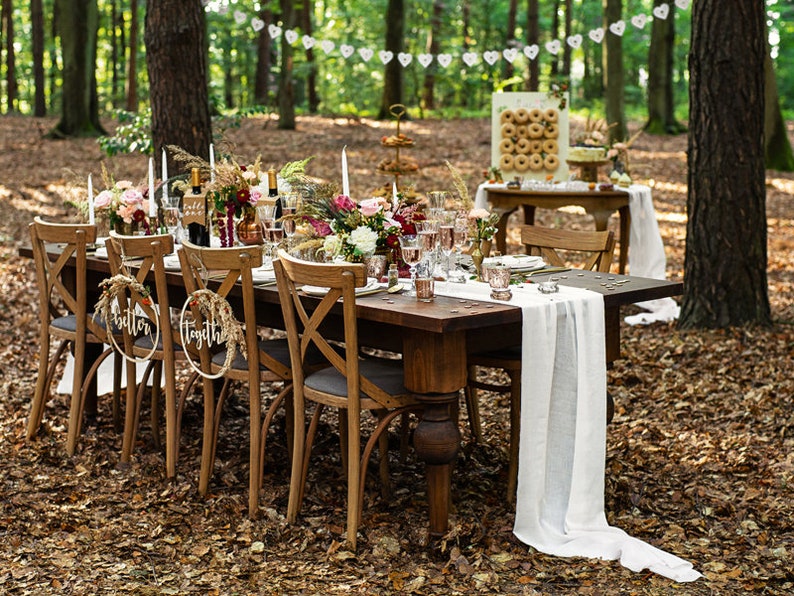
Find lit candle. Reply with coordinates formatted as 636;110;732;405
161;148;169;202
341;146;350;197
87;174;95;225
209;143;215;183
148;157;156;217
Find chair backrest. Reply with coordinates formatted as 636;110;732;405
273;249;399;409
177;240;290;380
104;232;175;361
520;225;616;273
28;216;104;337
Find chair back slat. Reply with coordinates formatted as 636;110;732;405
520;225;616;273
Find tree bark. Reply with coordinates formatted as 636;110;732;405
302;1;319;113
277;0;296;129
253;9;273;107
562;0;572;77
31;0;46;116
681;0;770;328
602;0;626;143
125;0;139;112
2;0;17;113
503;0;517;86
144;0;212;170
422;0;443;110
645;0;685;134
379;0;404;119
525;0;539;91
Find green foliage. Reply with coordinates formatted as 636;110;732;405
97;109;152;156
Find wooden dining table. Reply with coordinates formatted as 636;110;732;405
24;244;683;539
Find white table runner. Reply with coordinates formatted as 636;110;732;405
435;281;700;581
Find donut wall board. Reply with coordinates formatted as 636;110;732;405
491;92;570;182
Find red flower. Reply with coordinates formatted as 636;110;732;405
236;188;251;204
133;209;147;222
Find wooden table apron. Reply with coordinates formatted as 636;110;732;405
485;187;631;274
25;246;683;538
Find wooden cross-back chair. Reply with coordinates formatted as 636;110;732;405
178;240;295;518
465;224;617;503
273;249;421;550
27;216;122;455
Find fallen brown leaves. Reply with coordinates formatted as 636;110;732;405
1;115;793;594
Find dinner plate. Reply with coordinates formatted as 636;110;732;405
301;278;381;297
251;266;276;283
163;254;182;270
484;254;545;273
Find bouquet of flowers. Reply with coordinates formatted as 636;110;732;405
93;175;152;234
468;207;499;243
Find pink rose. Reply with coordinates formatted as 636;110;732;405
115;180;133;190
121;188;143;205
310;218;332;236
468;208;490;220
333;195;356;211
358;198;382;217
93;189;113;209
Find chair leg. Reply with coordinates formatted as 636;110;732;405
120;357;140;466
112;351;123;432
464;364;483;443
259;383;292;491
198;375;219;497
346;405;361;550
506;370;521;504
376;411;391;500
150;361;163;450
65;335;88;456
27;336;66;440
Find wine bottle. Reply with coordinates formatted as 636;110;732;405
186;167;210;246
268;169;282;220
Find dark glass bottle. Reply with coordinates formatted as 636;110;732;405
268;169;282;220
187;167;210;246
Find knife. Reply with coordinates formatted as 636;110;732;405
526;267;571;276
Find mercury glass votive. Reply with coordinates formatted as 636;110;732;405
488;264;512;300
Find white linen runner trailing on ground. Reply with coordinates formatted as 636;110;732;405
434;281;700;581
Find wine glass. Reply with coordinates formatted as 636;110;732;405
427;190;448;220
280;191;299;250
438;211;456;280
449;213;470;282
398;234;423;297
257;203;277;266
414;218;439;275
162;196;182;245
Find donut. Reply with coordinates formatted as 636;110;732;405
528;154;544;171
545;108;559;123
514;108;530;124
530;140;543;154
528;108;543;123
515;138;532;154
515;124;528;139
544;154;560;171
501;123;516;138
499;138;516;154
514;154;531;172
500;110;516;124
499;154;515;171
528;123;544;139
542;139;559;155
543;123;559;139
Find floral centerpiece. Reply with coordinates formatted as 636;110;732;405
93;171;153;235
205;156;266;246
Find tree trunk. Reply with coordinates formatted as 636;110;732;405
144;0;212;170
645;0;685;134
50;0;105;137
3;0;18;113
764;41;794;172
602;0;626;143
31;0;46;116
503;0;517;86
253;9;273;107
681;0;770;328
379;0;404;119
302;1;319;113
277;0;296;129
125;0;139;111
550;0;560;78
525;0;539;91
422;0;443;110
562;0;572;77
110;0;120;107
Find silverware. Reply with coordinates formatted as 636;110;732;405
527;267;571;276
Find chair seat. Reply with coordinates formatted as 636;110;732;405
134;332;185;352
305;359;407;398
51;313;121;336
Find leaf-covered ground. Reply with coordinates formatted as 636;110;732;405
1;114;792;594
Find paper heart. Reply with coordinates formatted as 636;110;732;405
566;34;582;49
378;50;394;64
675;0;690;9
251;18;264;33
523;44;539;60
233;10;247;25
653;4;670;19
284;30;298;45
462;52;478;67
588;28;605;43
631;14;647;29
358;48;374;62
609;20;626;36
321;40;335;54
340;44;355;58
302;35;316;49
397;52;413;67
418;53;433;68
483;51;499;65
437;53;452;67
268;24;282;39
502;48;518;63
545;40;561;55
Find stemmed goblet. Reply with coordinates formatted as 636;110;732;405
280;192;300;251
414;218;439;276
162;196;182;245
398;234;423;297
438;211;456;280
257;203;277;266
449;212;470;282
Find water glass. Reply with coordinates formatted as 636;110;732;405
398;234;423;297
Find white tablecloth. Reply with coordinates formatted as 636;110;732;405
475;183;680;324
435;280;700;581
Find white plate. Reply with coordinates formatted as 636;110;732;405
485;254;545;273
251;267;276;283
94;246;108;259
301;278;380;297
163;254;182;270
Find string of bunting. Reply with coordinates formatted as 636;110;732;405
204;0;690;68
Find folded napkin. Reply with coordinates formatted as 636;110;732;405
435;281;700;582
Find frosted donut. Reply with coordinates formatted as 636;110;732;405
528;108;544;123
514;108;530;124
514;154;531;172
542;139;559;155
528;123;544;139
515;125;529;139
545;108;559;123
528;154;544;171
499;138;516;154
530;140;543;154
500;110;516;124
499;154;515;170
501;123;516;138
515;138;532;154
544;154;560;171
543;123;559;139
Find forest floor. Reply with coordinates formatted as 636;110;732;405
1;113;793;595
